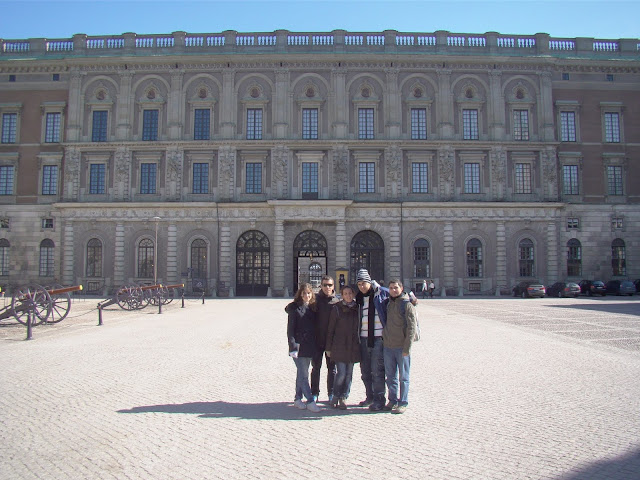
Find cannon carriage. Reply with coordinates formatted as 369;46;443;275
0;284;83;325
98;283;184;311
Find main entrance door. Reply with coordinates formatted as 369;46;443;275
350;230;385;284
236;230;270;296
293;230;327;292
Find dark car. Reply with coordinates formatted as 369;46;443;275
546;282;581;298
579;280;607;297
512;281;546;298
605;280;636;296
634;279;640;294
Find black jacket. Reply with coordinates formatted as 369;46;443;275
286;301;317;358
314;289;339;350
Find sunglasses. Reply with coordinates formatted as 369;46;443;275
321;283;334;287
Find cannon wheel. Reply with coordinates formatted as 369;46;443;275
12;284;52;326
162;286;175;305
44;283;72;323
116;285;139;310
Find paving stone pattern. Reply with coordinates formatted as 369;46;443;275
1;296;639;479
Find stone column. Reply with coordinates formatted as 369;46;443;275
66;69;83;142
488;70;505;140
62;220;74;285
218;221;232;293
495;221;507;292
167;222;178;283
331;68;348;138
384;68;401;138
538;71;555;141
220;69;236;138
116;71;134;140
114;223;125;285
273;68;289;138
443;221;454;290
167;70;184;140
273;220;285;294
546;221;558;285
436;69;454;138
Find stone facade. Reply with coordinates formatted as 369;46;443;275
0;30;639;296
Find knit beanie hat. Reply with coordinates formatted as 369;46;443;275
356;268;371;283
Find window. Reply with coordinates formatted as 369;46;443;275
0;218;8;228
462;109;478;140
518;238;535;277
562;73;570;81
39;239;55;277
466;239;483;277
302;108;318;140
514;163;532;194
89;164;106;194
140;163;157;194
137;238;154;278
607;166;623;195
9;75;16;82
192;163;209;194
194;109;210;140
563;165;579;195
41;165;58;195
464;163;480;194
52;73;60;81
358;162;375;193
1;113;17;143
606;74;614;82
0;165;14;195
358;108;374;139
86;238;103;277
142;110;158;141
567;217;580;229
0;238;9;276
611;238;626;276
612;217;623;229
245;162;262;194
191;239;208;280
302;162;318;198
246;109;263;140
413;238;430;278
92;111;108;142
567;239;582;277
560;112;576;142
604;113;620;143
42;218;54;229
411;108;427;140
412;162;428;193
45;112;61;143
513;110;529;141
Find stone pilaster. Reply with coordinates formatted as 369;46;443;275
546;221;558;284
114;146;131;202
488;70;505;140
217;145;236;201
62;220;74;285
384;145;402;200
167;71;184;140
332;145;349;199
495;221;507;291
436;69;454;138
538;71;555;141
271;145;290;199
114;223;125;285
331;68;348;138
167;223;178;283
274;69;289;138
63;146;80;201
335;220;347;272
273;220;285;293
490;146;507;201
437;145;455;201
220;69;236;138
66;69;83;141
116;71;134;140
542;146;559;201
384;68;401;138
388;221;401;280
218;222;232;292
166;147;183;201
443;221;454;289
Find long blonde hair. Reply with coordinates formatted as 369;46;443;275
294;283;316;306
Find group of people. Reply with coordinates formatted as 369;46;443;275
421;279;436;298
286;268;418;414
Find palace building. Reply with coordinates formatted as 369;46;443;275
0;30;639;296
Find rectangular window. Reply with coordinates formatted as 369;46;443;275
245;162;262;193
464;163;480;194
607;165;623;195
612;217;623;229
358;162;375;193
192;163;209;194
42;218;54;229
45;112;61;143
142;110;158;141
0;165;14;195
412;162;428;193
358;108;374;140
246;109;263;140
194;109;210;140
411;108;427;140
514;163;532;194
302;108;318;140
92;111;108;142
463;109;478;140
0;218;8;228
560;112;576;142
604;113;620;143
0;243;8;276
140;163;157;194
562;165;579;195
513;110;529;141
567;218;580;229
41;165;58;195
301;163;318;198
89;164;106;194
1;113;17;143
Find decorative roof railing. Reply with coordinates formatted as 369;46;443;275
1;30;638;60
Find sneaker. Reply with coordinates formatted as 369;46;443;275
306;401;322;413
359;398;373;407
392;404;407;414
369;402;383;412
383;401;397;411
338;398;347;410
312;395;318;403
327;394;334;404
294;399;306;410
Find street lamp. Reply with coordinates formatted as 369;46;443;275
153;216;161;284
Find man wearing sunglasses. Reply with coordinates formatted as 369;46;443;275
311;275;339;403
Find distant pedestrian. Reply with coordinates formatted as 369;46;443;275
428;280;435;298
421;279;427;298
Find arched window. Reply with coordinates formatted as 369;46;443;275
611;238;626;276
236;230;270;296
0;238;9;276
466;238;483;277
86;238;103;277
137;238;154;278
413;238;430;278
518;238;535;277
567;239;582;277
350;230;385;283
39;239;55;277
190;238;208;279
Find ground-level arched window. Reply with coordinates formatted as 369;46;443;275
567;239;582;277
413;238;430;278
0;238;9;276
137;238;154;278
466;238;482;277
190;238;208;279
86;238;103;277
611;238;626;276
39;239;55;277
518;238;535;277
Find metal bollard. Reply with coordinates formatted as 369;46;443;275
26;309;33;340
158;301;162;314
98;306;103;326
181;293;185;308
202;291;205;304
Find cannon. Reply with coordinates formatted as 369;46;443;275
98;284;163;311
0;284;83;325
145;283;185;306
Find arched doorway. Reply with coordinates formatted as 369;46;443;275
350;230;384;284
236;230;270;296
293;230;327;291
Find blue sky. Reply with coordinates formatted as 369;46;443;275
1;0;638;40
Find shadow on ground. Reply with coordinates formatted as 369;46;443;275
546;302;640;317
557;447;640;480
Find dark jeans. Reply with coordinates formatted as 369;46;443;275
311;350;336;398
359;336;386;405
333;362;355;399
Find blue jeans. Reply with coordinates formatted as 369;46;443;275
359;336;386;405
383;347;410;406
293;356;313;402
333;362;354;399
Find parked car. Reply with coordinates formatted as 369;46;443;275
512;281;546;298
546;282;581;298
634;279;640;294
579;280;607;297
605;280;636;296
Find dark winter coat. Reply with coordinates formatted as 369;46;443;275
286;301;317;358
314;289;339;350
326;301;361;364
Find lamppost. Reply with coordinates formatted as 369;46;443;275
153;216;161;284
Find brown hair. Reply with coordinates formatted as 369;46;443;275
294;283;316;306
